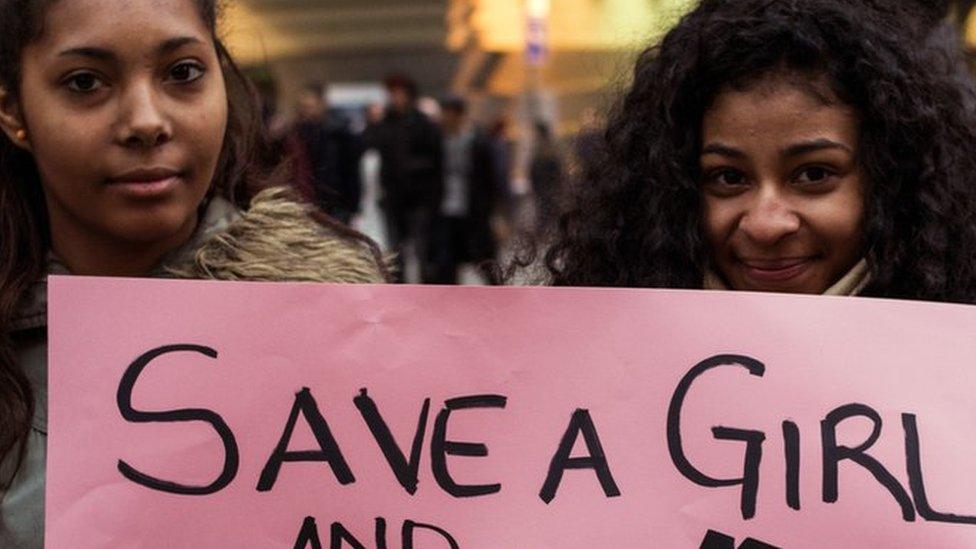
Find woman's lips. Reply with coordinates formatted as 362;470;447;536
739;258;813;283
107;169;183;199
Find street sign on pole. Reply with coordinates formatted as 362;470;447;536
525;0;550;66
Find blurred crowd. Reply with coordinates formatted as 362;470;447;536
256;73;587;285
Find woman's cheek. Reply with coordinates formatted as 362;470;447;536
185;87;228;177
702;199;735;248
32;117;107;186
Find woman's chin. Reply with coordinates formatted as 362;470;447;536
726;270;828;295
102;211;198;246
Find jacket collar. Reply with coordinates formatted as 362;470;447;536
149;196;239;277
9;197;240;332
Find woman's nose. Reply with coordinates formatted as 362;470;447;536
737;185;801;246
115;82;172;149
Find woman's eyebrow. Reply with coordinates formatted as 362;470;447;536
781;138;852;157
157;36;204;55
58;46;113;61
57;36;203;61
700;142;746;158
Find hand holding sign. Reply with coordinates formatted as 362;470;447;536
47;278;976;547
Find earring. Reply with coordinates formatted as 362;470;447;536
14;129;26;142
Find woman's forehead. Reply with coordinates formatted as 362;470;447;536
728;69;840;106
28;0;210;54
702;79;859;150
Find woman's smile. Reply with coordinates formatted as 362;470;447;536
736;256;817;285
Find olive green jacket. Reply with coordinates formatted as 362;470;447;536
0;188;386;548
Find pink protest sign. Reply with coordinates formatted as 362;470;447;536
47;276;976;548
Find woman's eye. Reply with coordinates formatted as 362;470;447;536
795;166;834;185
710;170;747;187
702;169;749;196
65;72;104;93
169;62;205;83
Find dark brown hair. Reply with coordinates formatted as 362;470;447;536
0;0;386;482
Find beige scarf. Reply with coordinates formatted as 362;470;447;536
704;259;870;297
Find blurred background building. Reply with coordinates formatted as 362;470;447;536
222;0;689;130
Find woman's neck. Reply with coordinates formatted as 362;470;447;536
49;215;198;277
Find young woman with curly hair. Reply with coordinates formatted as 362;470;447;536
0;1;389;546
546;0;976;302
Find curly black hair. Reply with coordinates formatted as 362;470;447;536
544;0;976;303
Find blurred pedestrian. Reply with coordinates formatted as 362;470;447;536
252;75;315;203
530;121;564;235
488;117;515;245
372;74;443;282
429;96;499;284
574;107;604;168
294;82;363;224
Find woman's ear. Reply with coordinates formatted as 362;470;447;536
0;86;31;152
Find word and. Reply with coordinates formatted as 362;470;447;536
293;517;458;549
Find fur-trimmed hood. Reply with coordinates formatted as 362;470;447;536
165;187;387;284
12;187;387;331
